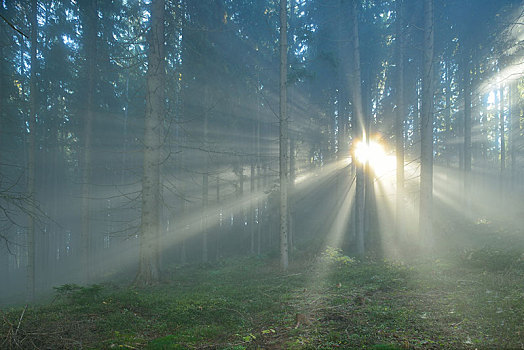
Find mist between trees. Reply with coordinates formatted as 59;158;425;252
0;0;523;304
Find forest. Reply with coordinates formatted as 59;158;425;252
1;0;524;348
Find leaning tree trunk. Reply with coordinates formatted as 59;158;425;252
135;0;165;286
27;0;38;301
350;0;366;256
279;0;289;271
419;0;434;244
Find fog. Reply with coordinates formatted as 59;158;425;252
1;0;523;313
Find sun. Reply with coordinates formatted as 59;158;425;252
353;140;396;178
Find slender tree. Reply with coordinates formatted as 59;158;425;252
80;0;97;284
499;85;506;181
509;80;519;187
26;0;38;301
395;0;405;235
349;0;365;255
419;0;434;243
202;97;209;263
135;0;165;285
444;61;452;168
463;59;472;215
0;23;4;165
250;120;256;255
279;0;289;271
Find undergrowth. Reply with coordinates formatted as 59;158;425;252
1;230;524;349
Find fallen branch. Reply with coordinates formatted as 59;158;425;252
14;305;27;337
0;13;29;38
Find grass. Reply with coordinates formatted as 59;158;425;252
1;222;524;349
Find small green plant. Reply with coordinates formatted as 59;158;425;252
261;328;276;335
235;332;256;343
320;246;356;266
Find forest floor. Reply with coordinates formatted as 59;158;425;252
1;219;524;349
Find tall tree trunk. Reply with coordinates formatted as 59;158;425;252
256;95;262;255
0;29;4;281
287;3;296;256
202;169;208;263
26;0;38;302
395;0;405;236
336;0;349;159
250;162;255;254
135;0;165;286
0;28;4;164
419;0;434;243
363;71;373;238
288;136;295;256
457;90;464;171
215;175;220;261
180;197;187;265
413;77;420;156
499;85;505;191
463;60;472;216
202;93;209;263
250;117;256;255
350;0;365;255
444;62;452;166
279;0;289;271
509;80;518;188
81;0;97;284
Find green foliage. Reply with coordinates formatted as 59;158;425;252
235;332;256;343
261;328;276;335
3;240;524;349
461;247;524;272
320;246;356;266
53;283;103;304
286;336;313;349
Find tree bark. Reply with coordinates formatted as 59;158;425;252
419;0;434;244
135;0;165;286
279;0;289;271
